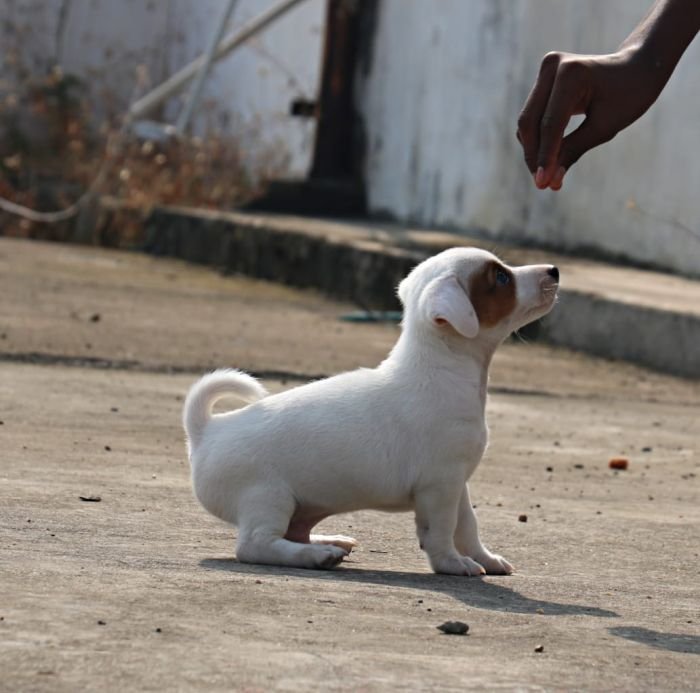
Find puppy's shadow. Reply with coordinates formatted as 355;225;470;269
608;626;700;655
201;558;618;618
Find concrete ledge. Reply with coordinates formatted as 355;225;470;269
143;205;420;311
138;204;700;379
536;292;700;378
4;197;697;377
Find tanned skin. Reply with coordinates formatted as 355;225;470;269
517;0;700;191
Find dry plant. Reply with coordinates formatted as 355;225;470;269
0;61;289;239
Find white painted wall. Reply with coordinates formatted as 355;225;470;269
162;0;325;177
1;0;325;178
1;0;173;119
4;1;699;275
357;0;700;277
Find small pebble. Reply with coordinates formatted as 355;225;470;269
437;621;469;636
641;446;652;453
79;495;101;502
534;644;544;653
518;514;528;523
545;466;553;472
155;627;162;633
104;445;111;451
97;620;106;626
89;313;101;323
609;457;629;470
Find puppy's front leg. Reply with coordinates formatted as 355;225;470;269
414;486;486;576
454;484;513;575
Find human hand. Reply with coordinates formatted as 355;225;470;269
517;49;668;190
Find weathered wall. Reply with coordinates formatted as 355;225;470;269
4;0;700;276
0;0;325;177
356;0;700;277
161;0;325;176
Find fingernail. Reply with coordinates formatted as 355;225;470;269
535;166;546;188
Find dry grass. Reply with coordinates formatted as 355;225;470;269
0;64;286;237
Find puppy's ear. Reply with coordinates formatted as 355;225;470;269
420;274;479;338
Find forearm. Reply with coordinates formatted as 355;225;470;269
619;0;700;84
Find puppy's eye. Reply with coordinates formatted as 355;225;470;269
495;269;510;286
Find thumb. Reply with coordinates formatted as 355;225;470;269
558;115;617;170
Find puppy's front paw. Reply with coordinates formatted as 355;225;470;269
432;555;486;577
471;551;514;575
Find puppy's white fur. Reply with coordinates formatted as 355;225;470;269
183;247;559;574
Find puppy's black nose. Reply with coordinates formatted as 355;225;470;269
547;266;559;281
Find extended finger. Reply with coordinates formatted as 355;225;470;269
517;52;561;175
536;62;583;188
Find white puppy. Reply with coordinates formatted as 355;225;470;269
183;247;559;575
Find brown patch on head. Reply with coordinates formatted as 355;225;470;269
468;260;516;328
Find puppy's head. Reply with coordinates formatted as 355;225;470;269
398;247;558;341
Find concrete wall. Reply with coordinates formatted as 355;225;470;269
4;0;700;276
1;0;325;177
161;0;325;177
356;0;700;277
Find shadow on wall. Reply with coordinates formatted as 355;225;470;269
201;558;619;619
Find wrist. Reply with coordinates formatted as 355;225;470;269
616;43;675;87
618;0;700;79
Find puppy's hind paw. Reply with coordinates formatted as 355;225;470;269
310;534;358;554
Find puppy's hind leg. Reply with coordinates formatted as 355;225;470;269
285;511;358;554
235;489;348;570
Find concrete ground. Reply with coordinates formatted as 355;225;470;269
1;237;698;692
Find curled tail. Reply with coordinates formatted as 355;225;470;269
183;369;268;451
